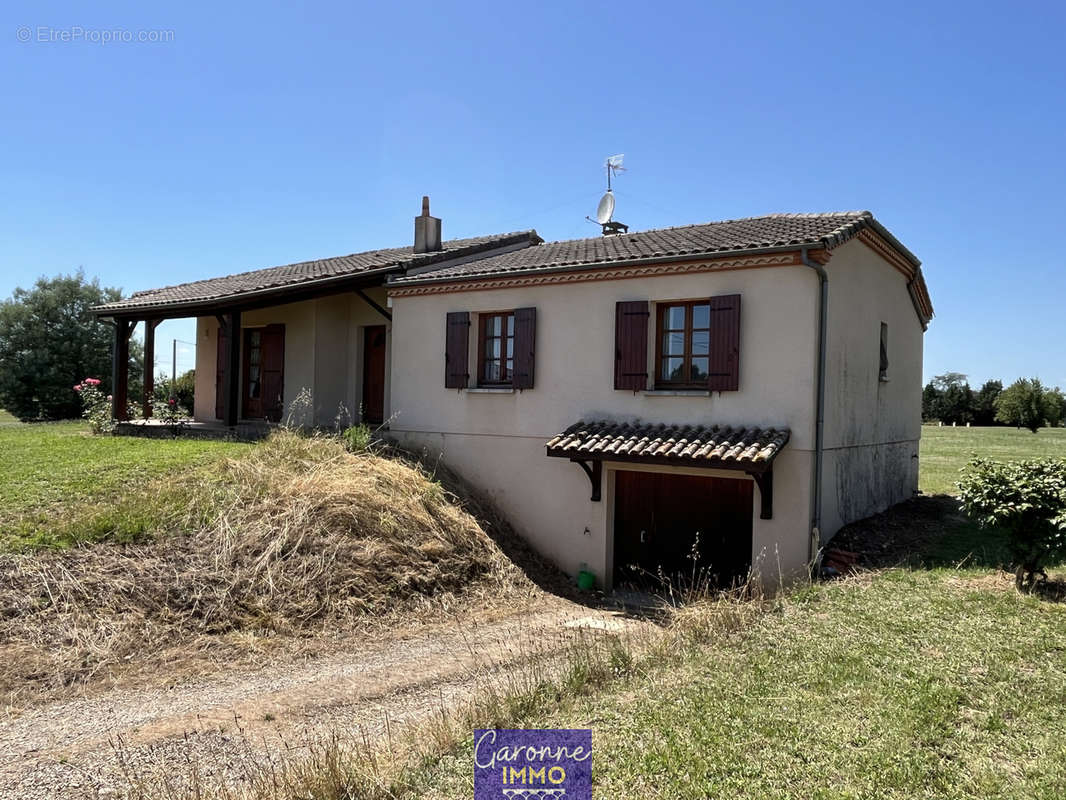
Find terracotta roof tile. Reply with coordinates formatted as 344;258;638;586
94;231;540;315
546;421;790;469
393;212;919;285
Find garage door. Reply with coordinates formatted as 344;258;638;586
613;471;753;589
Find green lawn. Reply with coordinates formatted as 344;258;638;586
414;567;1066;799
920;425;1066;496
0;418;248;548
394;426;1066;800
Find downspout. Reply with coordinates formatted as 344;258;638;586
800;247;828;575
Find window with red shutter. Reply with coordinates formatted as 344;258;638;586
654;295;741;391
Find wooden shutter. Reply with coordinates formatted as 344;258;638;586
707;294;741;391
445;311;470;388
214;323;228;419
614;300;649;390
512;307;536;390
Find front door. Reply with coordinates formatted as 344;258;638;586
613;471;753;589
242;325;285;421
362;325;386;425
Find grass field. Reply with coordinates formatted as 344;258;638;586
0;418;248;548
920;424;1066;495
408;567;1066;800
2;417;1065;797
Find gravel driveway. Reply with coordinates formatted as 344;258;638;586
0;596;637;799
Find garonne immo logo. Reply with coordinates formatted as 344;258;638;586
473;729;591;799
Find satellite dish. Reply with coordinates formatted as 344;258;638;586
595;190;615;224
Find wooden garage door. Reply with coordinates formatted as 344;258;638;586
613;471;753;588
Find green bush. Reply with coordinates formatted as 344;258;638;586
73;378;114;434
154;370;195;412
958;457;1066;589
343;424;373;453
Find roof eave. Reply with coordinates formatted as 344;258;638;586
91;264;402;320
390;241;824;289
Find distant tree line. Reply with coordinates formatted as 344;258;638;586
923;372;1065;433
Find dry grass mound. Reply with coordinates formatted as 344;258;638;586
0;432;541;699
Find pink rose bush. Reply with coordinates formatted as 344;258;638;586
73;378;115;434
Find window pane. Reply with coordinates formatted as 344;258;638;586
662;332;685;356
484;360;500;381
507;315;514;335
505;358;513;375
506;337;514;358
662;357;684;381
691;357;709;381
489;338;501;359
691;331;709;355
491;316;501;336
664;305;685;330
692;304;710;328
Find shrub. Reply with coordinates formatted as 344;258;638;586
151;396;188;423
154;370;195;413
343;423;373;453
73;378;114;434
958;457;1066;589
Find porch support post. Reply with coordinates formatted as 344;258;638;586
111;318;136;421
223;310;241;427
142;319;161;418
751;468;774;520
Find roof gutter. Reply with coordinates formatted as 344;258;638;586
800;247;828;576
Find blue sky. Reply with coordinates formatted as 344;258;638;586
2;0;1064;386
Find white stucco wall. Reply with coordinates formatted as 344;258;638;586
192;287;392;427
819;238;925;539
388;265;821;585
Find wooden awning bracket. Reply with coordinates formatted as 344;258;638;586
572;459;602;502
749;468;774;519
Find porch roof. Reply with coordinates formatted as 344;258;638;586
92;230;540;319
545;421;790;473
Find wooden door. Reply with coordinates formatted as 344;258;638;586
242;325;285;421
260;325;285;422
613;471;753;588
362;325;386;425
242;328;263;420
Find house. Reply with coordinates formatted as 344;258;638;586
93;200;933;587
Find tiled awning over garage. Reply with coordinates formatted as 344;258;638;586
546;421;789;470
545;421;790;518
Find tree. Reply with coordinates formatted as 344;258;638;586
958;457;1066;591
922;381;941;422
995;378;1048;433
928;372;974;425
1045;387;1065;428
972;379;1003;426
0;271;142;420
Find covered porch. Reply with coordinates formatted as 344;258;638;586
95;279;395;430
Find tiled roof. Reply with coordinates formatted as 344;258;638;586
94;231;540;315
545;421;790;470
393;211;918;285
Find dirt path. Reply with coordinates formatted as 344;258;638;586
0;596;641;799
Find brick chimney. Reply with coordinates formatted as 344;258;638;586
414;195;442;253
